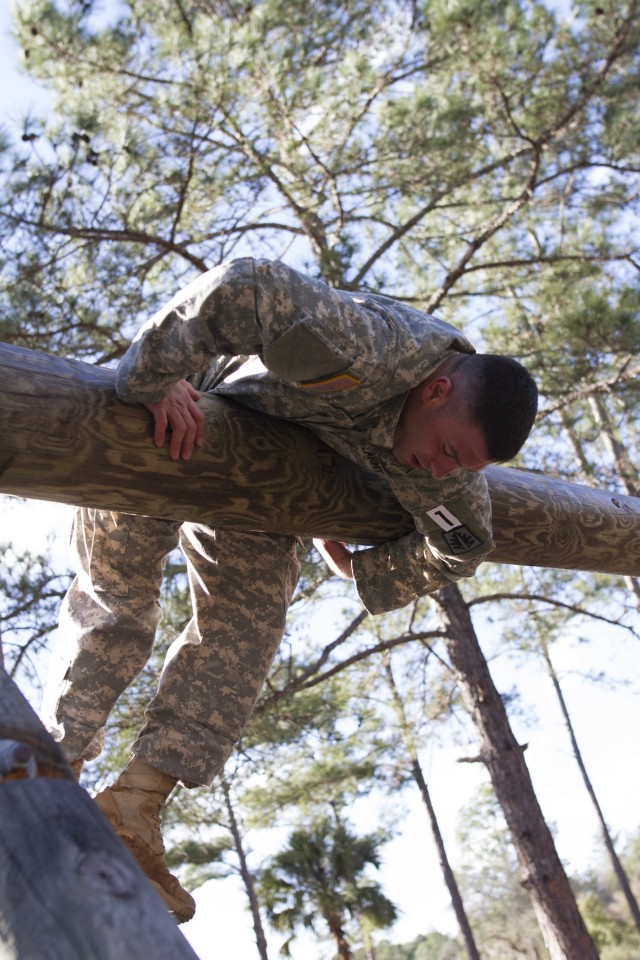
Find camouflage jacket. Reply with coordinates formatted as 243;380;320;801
116;258;494;613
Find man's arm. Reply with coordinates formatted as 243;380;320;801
115;256;389;461
313;539;354;579
353;471;494;612
116;260;260;459
314;472;494;614
116;260;261;406
315;530;491;613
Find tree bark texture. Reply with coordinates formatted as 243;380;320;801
0;668;201;960
1;342;639;578
435;583;598;960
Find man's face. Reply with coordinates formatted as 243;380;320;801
392;377;491;479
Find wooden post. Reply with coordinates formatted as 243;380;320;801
1;341;639;576
0;667;201;960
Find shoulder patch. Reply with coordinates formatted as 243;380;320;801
441;525;483;555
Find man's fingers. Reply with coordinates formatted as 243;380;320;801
167;413;188;460
145;381;205;460
152;407;168;448
167;408;197;460
172;389;204;457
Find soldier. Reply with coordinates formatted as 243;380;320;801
42;258;537;923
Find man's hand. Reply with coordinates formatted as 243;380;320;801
313;539;354;579
145;380;205;461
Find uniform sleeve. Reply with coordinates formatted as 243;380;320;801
115;258;392;404
115;259;263;403
351;472;494;614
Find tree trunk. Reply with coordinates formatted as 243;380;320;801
540;641;640;935
383;654;481;960
588;395;639;498
326;912;353;960
434;583;599;960
587;393;640;604
222;778;270;960
409;758;482;960
0;667;201;960
1;343;640;578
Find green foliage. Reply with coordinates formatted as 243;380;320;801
0;536;71;689
165;832;232;868
579;893;639;957
575;831;640;959
352;931;463;960
2;0;638;351
258;815;398;956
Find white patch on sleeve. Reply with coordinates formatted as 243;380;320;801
426;505;462;531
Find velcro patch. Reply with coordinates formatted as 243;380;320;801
426;505;462;531
442;525;483;555
299;372;361;392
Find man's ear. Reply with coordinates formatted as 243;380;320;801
420;376;453;408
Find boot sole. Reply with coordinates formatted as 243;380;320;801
147;878;195;924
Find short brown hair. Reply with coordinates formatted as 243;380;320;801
450;354;538;462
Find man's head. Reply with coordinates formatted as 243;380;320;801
392;353;538;478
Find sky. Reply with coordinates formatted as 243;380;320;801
1;2;640;959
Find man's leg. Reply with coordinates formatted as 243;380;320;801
95;527;299;920
42;508;182;763
44;507;199;921
135;525;300;784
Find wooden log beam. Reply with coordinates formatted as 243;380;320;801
0;667;201;959
1;342;639;577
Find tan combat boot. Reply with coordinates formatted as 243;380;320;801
94;758;196;924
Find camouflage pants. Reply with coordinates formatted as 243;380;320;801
43;507;300;785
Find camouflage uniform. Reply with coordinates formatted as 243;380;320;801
45;258;493;786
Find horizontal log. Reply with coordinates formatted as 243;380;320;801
1;342;639;577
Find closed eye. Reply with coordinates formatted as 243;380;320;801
442;443;461;466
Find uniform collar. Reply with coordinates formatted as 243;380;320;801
370;393;408;449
